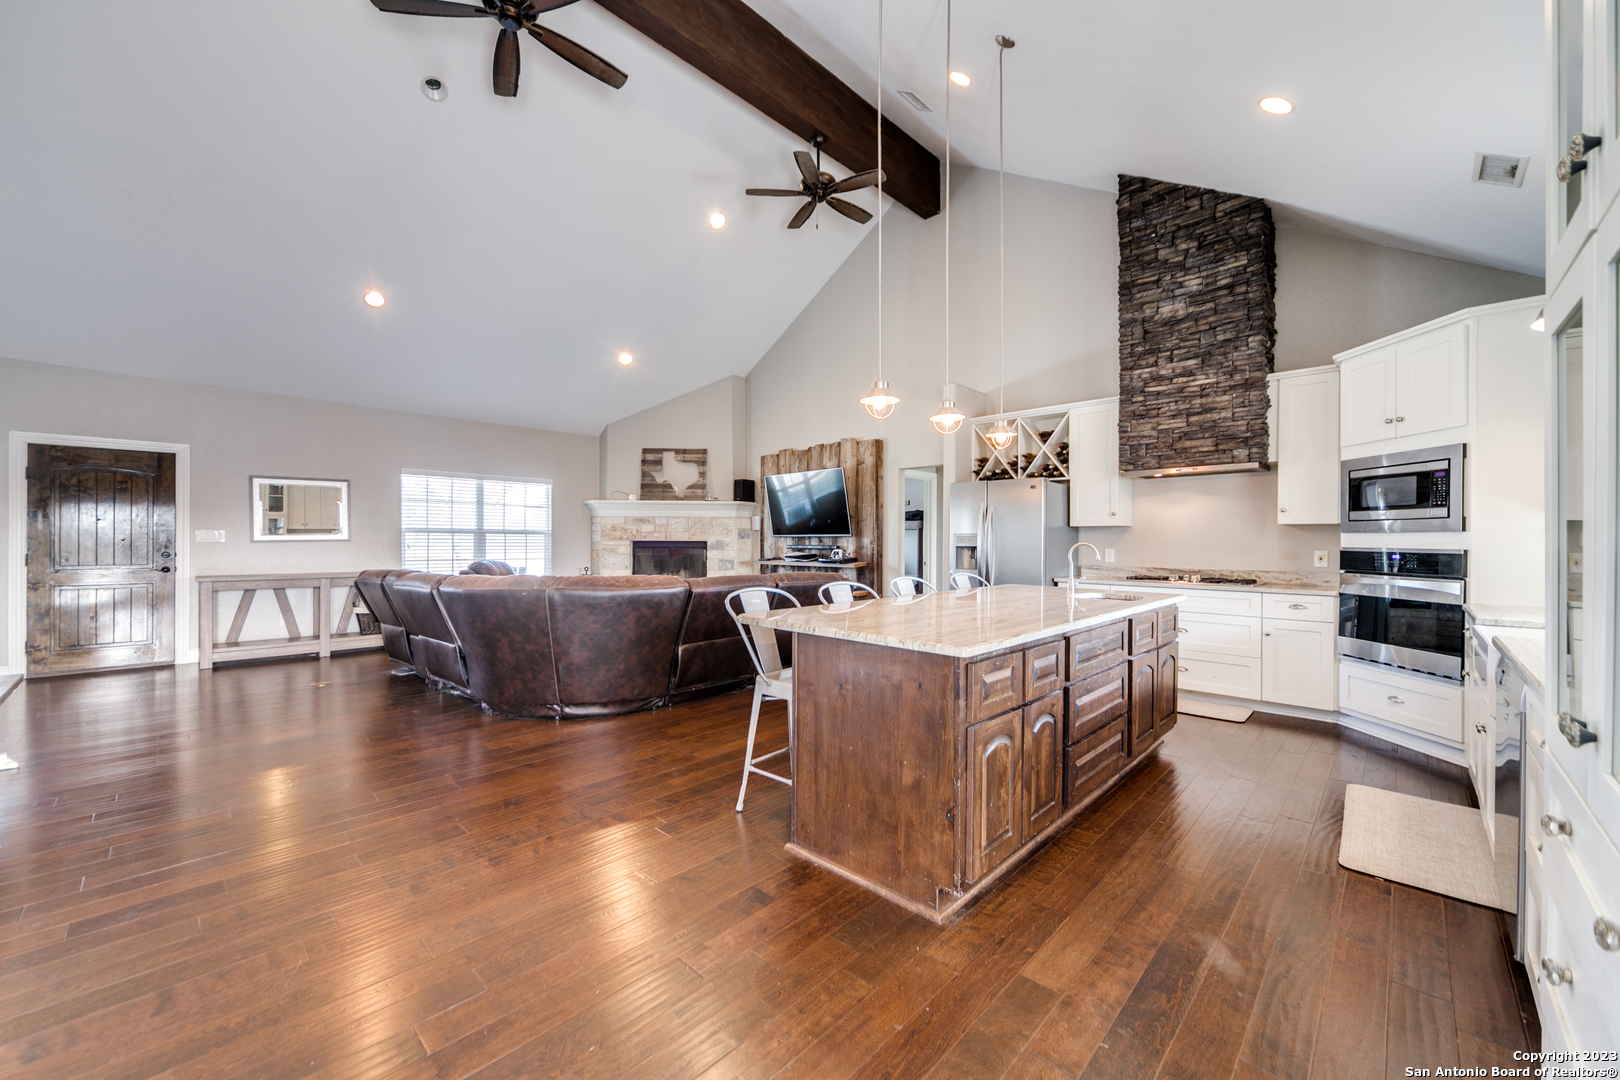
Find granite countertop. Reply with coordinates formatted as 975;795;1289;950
740;584;1179;659
1061;565;1339;596
1493;633;1547;698
1466;603;1546;630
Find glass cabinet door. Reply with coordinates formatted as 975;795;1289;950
1551;0;1598;287
1556;315;1589;748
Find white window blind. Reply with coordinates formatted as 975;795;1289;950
400;473;551;575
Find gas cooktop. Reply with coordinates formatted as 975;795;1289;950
1126;574;1259;586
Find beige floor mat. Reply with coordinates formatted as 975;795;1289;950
1340;784;1517;913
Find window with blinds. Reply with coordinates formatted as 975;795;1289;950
400;473;551;575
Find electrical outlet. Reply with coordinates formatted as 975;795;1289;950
1313;550;1329;567
194;530;226;543
1104;548;1115;563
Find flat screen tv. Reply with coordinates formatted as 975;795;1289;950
763;468;853;537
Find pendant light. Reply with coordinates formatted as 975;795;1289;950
929;0;966;435
982;35;1017;452
859;0;899;420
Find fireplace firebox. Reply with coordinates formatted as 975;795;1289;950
632;540;708;579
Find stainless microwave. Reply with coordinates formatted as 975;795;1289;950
1341;443;1464;533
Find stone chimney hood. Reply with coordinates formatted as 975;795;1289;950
1116;176;1275;479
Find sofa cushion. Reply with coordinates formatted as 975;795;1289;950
545;575;690;717
384;571;470;691
435;575;560;716
461;560;516;576
673;574;775;693
355;569;412;667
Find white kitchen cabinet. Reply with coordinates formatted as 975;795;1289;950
1261;618;1337;710
1068;398;1131;527
1338;323;1469;451
1338;347;1396;448
1270;367;1340;524
1339;659;1463;746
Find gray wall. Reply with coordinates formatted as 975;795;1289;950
598;375;747;499
1;357;598;670
745;167;1544;583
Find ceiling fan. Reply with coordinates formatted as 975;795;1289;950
368;0;627;98
746;135;884;229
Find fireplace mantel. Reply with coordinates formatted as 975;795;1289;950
584;500;758;576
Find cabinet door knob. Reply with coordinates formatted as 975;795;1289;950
1395;416;1405;422
1288;603;1306;610
1265;632;1272;637
1384;417;1394;424
1596;918;1620;953
1177;627;1189;634
1177;666;1188;673
1559;713;1598;749
1541;813;1573;838
1110;511;1116;516
1540;957;1573;986
1387;695;1404;705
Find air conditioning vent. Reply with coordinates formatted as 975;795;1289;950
1472;153;1529;187
898;90;933;112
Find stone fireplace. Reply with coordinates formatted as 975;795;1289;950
584;499;757;577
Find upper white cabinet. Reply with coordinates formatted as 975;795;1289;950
1069;398;1132;527
1338;322;1469;451
1270;366;1340;524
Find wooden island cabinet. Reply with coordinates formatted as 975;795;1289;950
741;584;1181;923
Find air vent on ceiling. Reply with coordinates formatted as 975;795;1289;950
898;90;933;112
1472;153;1529;187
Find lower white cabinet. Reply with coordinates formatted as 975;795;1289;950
1261;618;1337;710
1338;660;1463;743
1178;654;1264;699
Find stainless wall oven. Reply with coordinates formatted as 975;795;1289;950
1339;548;1467;681
1341;443;1464;533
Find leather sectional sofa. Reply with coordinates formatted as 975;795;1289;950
354;569;841;719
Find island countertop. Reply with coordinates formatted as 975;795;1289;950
740;583;1181;658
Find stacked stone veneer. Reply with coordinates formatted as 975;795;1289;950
586;501;756;576
1117;175;1275;472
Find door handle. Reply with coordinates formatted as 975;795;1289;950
1559;713;1598;749
1540;957;1573;986
1541;814;1572;838
1288;603;1306;610
1387;695;1404;705
1177;627;1188;634
1596;918;1620;953
1177;666;1188;673
158;566;172;574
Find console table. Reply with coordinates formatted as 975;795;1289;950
756;559;867;582
198;573;382;670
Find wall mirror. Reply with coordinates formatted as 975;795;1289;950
251;477;349;541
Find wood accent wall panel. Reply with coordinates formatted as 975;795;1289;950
789;634;956;907
759;438;882;589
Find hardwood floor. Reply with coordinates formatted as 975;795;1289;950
0;653;1537;1079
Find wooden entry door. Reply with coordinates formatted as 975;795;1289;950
25;444;177;675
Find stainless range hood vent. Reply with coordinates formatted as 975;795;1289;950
1123;461;1269;479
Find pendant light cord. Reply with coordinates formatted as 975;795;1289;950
997;37;1006;425
877;0;883;391
943;0;951;397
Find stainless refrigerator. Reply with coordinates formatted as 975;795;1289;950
949;479;1077;586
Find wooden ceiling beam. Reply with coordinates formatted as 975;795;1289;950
594;0;940;219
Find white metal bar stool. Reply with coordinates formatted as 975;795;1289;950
950;571;991;591
816;581;880;605
888;576;936;598
725;587;800;812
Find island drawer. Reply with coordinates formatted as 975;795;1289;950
1068;663;1128;744
1069;620;1128;681
1129;613;1159;655
1156;607;1180;647
1066;717;1127;808
1025;641;1065;701
968;652;1025;722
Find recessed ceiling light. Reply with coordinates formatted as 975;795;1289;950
363;290;385;308
949;71;971;87
709;212;726;229
1258;96;1293;115
618;352;634;365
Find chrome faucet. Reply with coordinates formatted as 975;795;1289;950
1066;541;1102;592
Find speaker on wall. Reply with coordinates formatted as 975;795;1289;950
733;479;756;503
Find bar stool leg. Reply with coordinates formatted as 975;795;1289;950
735;680;767;812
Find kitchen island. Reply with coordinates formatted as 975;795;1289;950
740;584;1182;923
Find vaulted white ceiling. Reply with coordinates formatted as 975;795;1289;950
0;1;1543;436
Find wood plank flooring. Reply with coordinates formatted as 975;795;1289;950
0;653;1538;1079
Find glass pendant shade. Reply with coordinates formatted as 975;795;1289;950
860;380;899;419
985;419;1016;450
930;399;965;434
